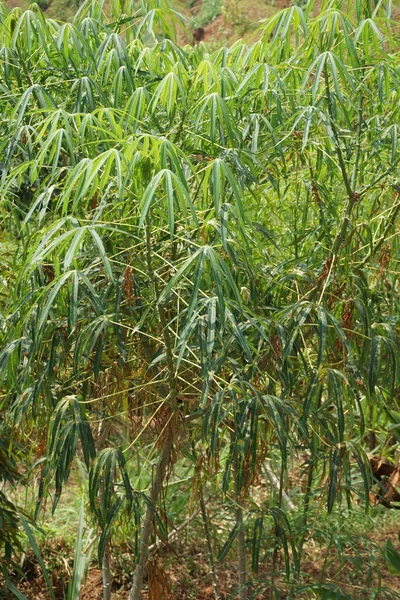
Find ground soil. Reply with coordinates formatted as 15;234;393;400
9;517;400;600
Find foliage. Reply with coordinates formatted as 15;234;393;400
0;0;399;597
1;503;93;600
0;426;22;576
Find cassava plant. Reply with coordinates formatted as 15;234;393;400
0;0;399;598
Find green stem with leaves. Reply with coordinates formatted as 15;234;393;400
323;64;356;262
129;215;178;600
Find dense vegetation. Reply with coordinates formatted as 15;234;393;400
0;0;400;598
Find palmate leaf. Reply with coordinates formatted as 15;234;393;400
113;66;135;106
159;139;194;181
0;338;24;372
23;186;55;225
150;70;187;119
47;395;95;511
203;158;246;223
260;395;295;466
350;445;371;509
9;8;57;56
38;271;74;332
32;129;75;181
309;8;357;58
139;168;198;239
192;59;222;95
25;222;116;285
73;314;111;377
97;497;124;565
282;302;313;363
125;86;149;128
89;228;114;281
327;369;347;442
89;448;134;520
56;22;96;67
235;63;274;99
302;51;355;104
89;447;137;564
136;6;180;43
369;335;380;394
158;245;242;327
224;309;253;363
260;5;308;59
355;18;386;56
203;390;227;456
95;32;129;70
206;296;217;358
20;266;88;340
10;85;56;131
269;507;299;581
56;149;124;213
194;92;238;145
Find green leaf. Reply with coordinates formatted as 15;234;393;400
18;513;56;600
217;521;240;561
67;502;87;600
369;336;380;394
385;539;400;575
327;448;340;513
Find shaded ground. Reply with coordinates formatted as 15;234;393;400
12;517;400;600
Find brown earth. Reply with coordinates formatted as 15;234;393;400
12;520;400;600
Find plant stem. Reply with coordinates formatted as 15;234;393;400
99;478;112;600
323;67;353;201
323;65;355;258
128;214;178;600
234;454;247;600
199;482;221;600
236;500;247;600
97;421;113;600
191;440;221;600
309;64;359;305
299;460;314;557
350;92;364;191
129;433;173;600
